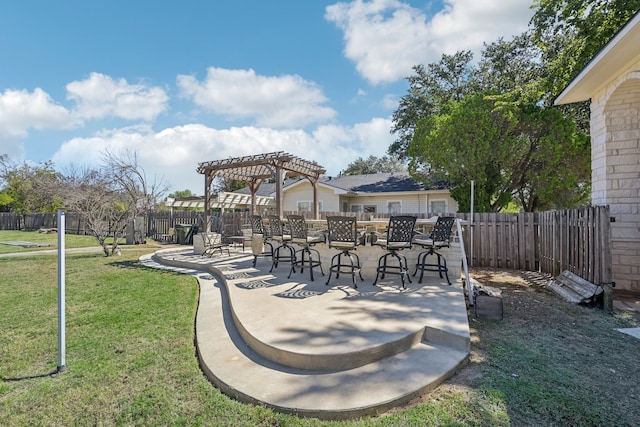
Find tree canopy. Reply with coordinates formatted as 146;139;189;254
168;189;195;198
0;151;168;255
392;3;639;211
390;51;477;161
532;0;640;101
0;156;63;213
409;94;590;212
339;155;405;175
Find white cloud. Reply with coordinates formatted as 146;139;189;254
0;139;26;160
326;0;533;85
176;67;337;128
66;72;169;121
0;88;79;139
51;119;394;192
429;0;534;53
381;93;398;110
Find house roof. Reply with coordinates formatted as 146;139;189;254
319;172;448;194
555;10;640;105
228;172;448;198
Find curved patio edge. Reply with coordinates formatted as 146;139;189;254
142;248;471;420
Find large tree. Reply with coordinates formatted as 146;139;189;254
532;0;640;102
61;166;133;256
390;35;546;162
531;1;640;134
409;94;590;212
390;51;477;160
0;156;63;213
393;28;599;211
102;150;168;216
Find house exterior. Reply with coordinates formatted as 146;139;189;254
555;11;640;292
278;172;457;215
201;172;457;216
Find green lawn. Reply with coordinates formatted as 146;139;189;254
0;249;505;426
0;230;160;254
1;246;638;425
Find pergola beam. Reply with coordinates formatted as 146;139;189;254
197;152;326;221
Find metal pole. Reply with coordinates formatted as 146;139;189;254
470;180;474;267
457;218;474;307
57;208;66;372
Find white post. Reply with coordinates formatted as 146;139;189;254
57;209;66;372
457;218;474;307
470;180;474;267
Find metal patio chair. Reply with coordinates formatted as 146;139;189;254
267;215;295;273
287;215;324;281
249;214;274;267
372;215;417;288
325;216;364;288
413;216;456;285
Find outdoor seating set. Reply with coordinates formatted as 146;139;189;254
199;216;258;257
248;214;457;289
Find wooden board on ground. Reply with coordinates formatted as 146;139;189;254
547;270;602;304
0;240;52;248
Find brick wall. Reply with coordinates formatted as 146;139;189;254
591;64;640;291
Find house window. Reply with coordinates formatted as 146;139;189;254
430;200;447;214
387;201;401;215
342;201;349;212
298;201;323;212
364;205;377;213
350;204;363;212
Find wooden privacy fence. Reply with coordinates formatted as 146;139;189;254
460;212;537;271
0;213;22;230
458;206;611;285
537;207;611;285
1;206;611;285
0;212;115;236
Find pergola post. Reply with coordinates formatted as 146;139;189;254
249;179;260;215
275;166;284;218
204;173;212;232
312;180;320;220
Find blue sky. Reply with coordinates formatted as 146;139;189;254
0;0;534;194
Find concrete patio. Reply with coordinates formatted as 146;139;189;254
140;246;470;420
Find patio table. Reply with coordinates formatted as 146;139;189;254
228;235;248;251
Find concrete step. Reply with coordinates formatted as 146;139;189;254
141;249;470;419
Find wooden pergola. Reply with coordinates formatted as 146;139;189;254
197;152;326;231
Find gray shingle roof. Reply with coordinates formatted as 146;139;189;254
232;182;277;197
231;172;448;196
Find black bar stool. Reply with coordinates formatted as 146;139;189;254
372;216;417;288
287;215;324;281
249;215;273;267
267;215;295;273
413;216;456;285
325;216;364;288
